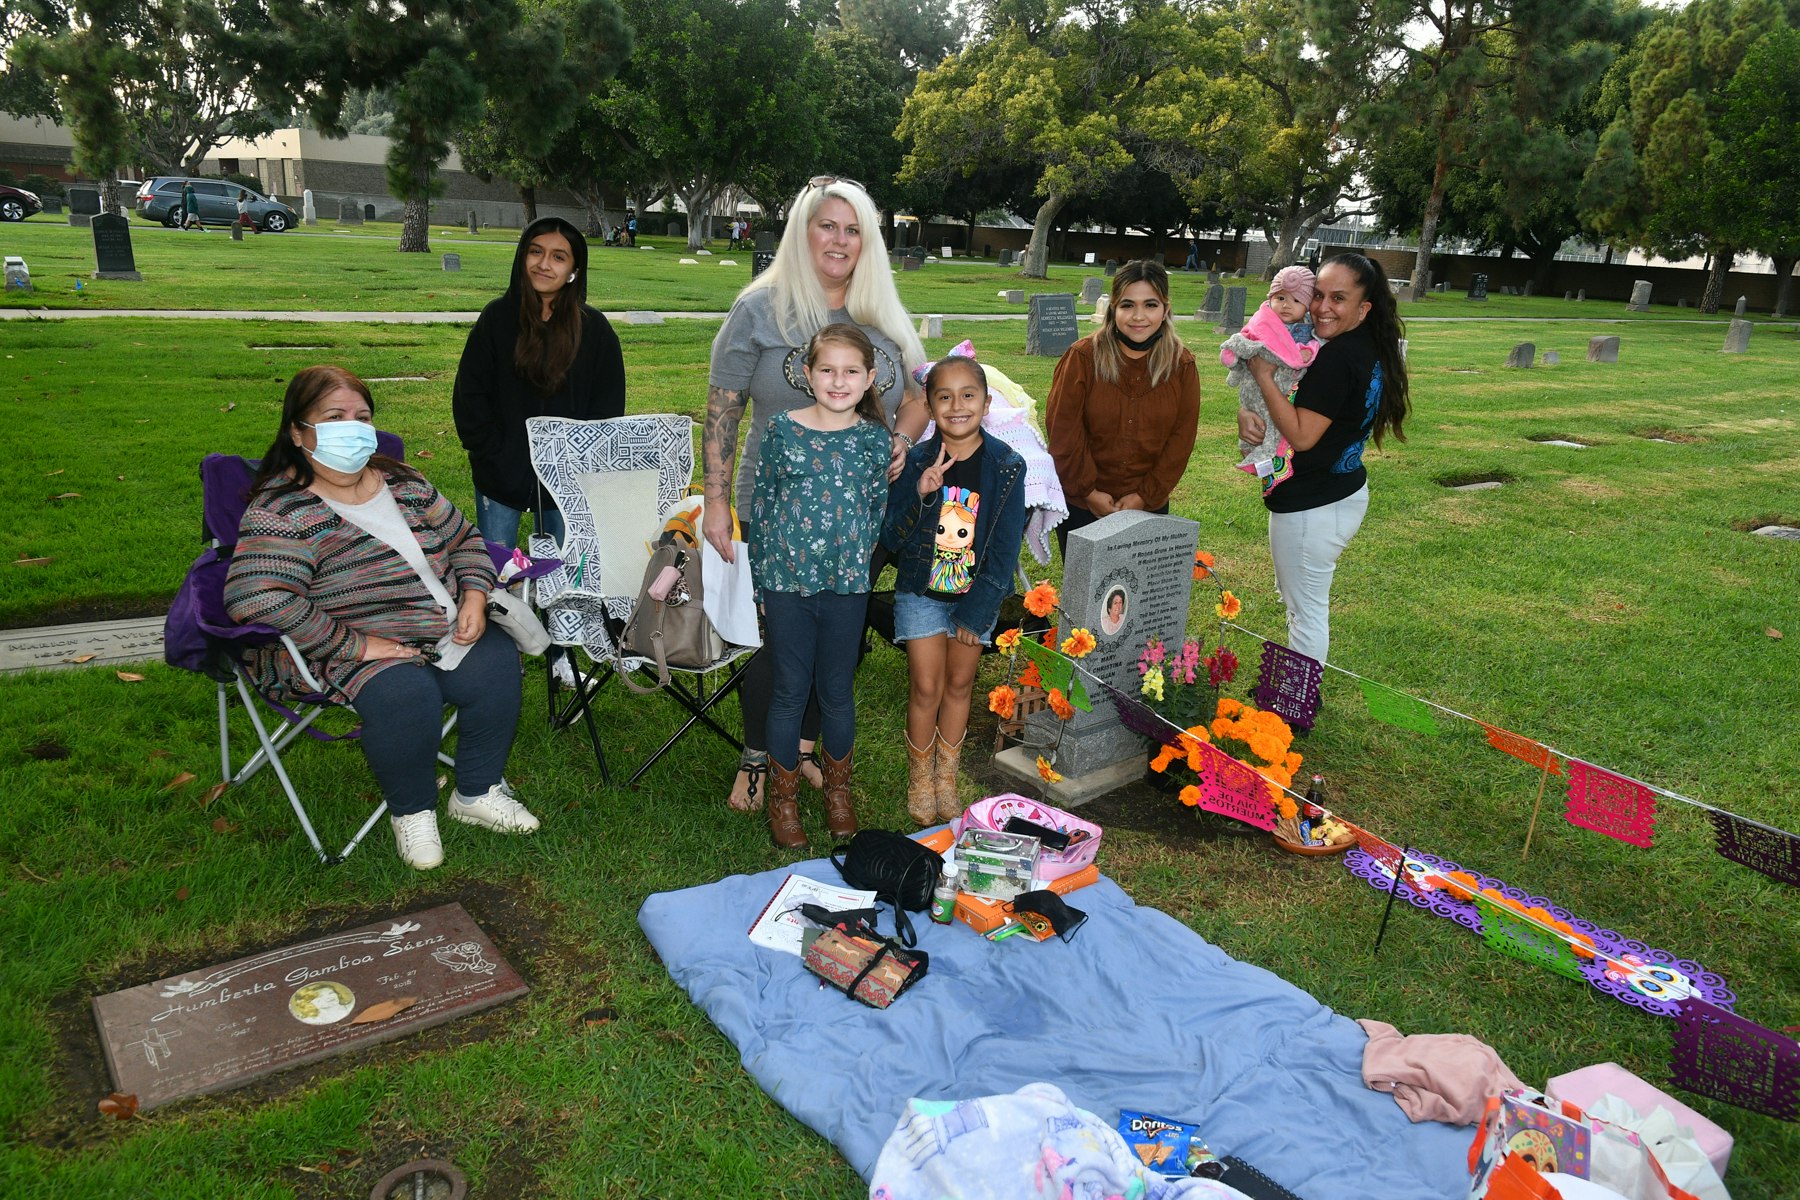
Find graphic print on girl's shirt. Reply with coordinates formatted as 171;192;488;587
929;484;979;594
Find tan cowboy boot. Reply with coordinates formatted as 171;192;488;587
766;759;807;850
906;733;938;825
933;730;967;823
820;748;858;841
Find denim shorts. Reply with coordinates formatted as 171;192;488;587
892;590;997;645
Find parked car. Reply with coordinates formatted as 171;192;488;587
0;183;44;222
133;177;298;232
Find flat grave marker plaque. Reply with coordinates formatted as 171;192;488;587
92;902;526;1110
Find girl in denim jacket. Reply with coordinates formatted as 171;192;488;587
882;355;1027;825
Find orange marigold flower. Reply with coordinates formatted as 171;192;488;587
1150;744;1179;773
1192;549;1215;580
1216;697;1244;718
988;685;1018;720
995;627;1023;654
1179;784;1202;807
1035;755;1063;783
1023;582;1059;618
1046;688;1075;720
1061;628;1097;659
1275;791;1298;820
1283;752;1303;774
1211;717;1236;740
1248;732;1282;764
1215;590;1242;620
1017;661;1043;689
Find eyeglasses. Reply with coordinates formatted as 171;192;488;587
808;175;865;192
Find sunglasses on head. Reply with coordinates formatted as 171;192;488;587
808;174;865;192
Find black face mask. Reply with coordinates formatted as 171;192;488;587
1114;323;1166;353
1007;890;1088;942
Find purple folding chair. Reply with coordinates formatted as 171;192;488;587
164;435;478;864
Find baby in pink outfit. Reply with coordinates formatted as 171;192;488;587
1221;265;1318;478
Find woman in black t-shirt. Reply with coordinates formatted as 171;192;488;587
1238;253;1409;666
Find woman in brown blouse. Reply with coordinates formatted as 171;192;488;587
1045;260;1200;557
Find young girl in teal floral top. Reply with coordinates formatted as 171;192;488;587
749;323;892;848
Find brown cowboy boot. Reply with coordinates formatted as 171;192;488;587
906;733;938;825
933;730;967;823
766;759;807;850
820;748;858;841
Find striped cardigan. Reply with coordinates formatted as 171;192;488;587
223;473;496;703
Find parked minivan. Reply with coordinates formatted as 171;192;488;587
133;177;298;232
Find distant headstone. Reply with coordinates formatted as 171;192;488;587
1104;259;1118;277
1080;276;1105;305
902;255;922;272
1734;295;1747;317
1093;296;1110;324
1723;318;1751;354
42;196;61;214
1628;279;1651;311
68;213;91;227
338;200;362;225
751;251;775;279
1084;252;1096;265
1153;251;1166;266
91;902;526;1112
1523;281;1534;297
1026;293;1080;357
998;249;1014;268
919;314;943;339
624;311;664;325
942;245;954;258
467;211;478;235
1004;289;1025;304
90;213;142;281
1576;288;1585;302
1021;512;1199;781
1434;281;1448;293
755;230;775;252
442;253;461;272
1542;350;1560;366
1564;290;1573;301
1467;273;1488;301
696;248;712;256
302;189;316;225
678;257;698;265
68;187;101;216
1206;269;1221;284
1676;298;1686;309
1587;335;1620;363
1199;283;1225;319
230;219;243;242
1222;286;1248;334
1505;342;1535;368
363;203;376;222
4;256;30;292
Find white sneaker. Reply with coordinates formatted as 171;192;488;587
450;783;541;833
391;810;445;869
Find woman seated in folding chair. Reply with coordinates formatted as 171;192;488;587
225;366;540;871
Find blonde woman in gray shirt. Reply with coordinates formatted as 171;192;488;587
702;176;928;815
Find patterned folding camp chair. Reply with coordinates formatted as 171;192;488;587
527;414;756;786
164;435;466;864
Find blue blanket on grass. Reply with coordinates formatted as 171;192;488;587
638;859;1471;1198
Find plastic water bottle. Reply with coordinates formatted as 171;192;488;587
929;857;959;925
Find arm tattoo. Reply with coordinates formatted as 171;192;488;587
703;385;747;502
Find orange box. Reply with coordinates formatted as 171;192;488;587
953;863;1099;934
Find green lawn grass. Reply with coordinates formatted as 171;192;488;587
2;294;1798;1195
7;216;1792;323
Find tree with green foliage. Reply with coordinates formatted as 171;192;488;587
837;0;958;71
0;0;65;121
1582;0;1790;312
596;0;826;250
1710;26;1800;315
214;0;627;252
899;0;1196;279
454;0;633;226
10;0;137;213
1314;0;1624;299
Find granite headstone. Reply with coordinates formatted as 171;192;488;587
91;902;527;1111
1628;280;1651;312
1505;342;1535;368
467;211;478;235
338;200;362;226
1221;286;1247;334
1199;283;1224;321
1734;296;1747;317
1104;259;1118;277
751;251;775;278
68;187;101;216
4;255;29;292
1542;350;1560;366
1723;319;1751;354
91;213;142;281
919;314;943;339
1467;274;1488;301
1026;293;1080;357
442;253;461;272
1004;289;1025;304
1587;335;1620;363
1024;512;1199;780
756;230;776;253
302;189;316;224
1080;277;1105;306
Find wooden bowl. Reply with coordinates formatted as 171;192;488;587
1272;831;1354;856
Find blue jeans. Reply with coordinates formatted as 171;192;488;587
473;491;564;551
351;627;522;815
761;590;869;770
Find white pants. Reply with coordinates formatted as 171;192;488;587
1268;484;1369;665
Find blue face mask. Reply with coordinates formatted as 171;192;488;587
303;419;378;474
